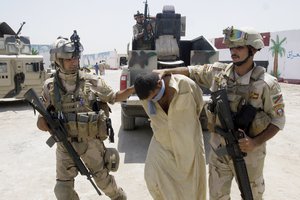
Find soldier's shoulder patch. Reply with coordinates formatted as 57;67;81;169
271;93;283;105
273;104;285;116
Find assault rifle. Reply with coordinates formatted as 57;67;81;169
143;0;153;41
210;89;253;200
24;88;102;196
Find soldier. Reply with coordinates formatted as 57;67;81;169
132;11;154;50
134;72;206;200
36;33;134;200
154;26;286;200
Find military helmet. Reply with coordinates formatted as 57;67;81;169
50;36;83;67
134;11;144;19
223;26;264;50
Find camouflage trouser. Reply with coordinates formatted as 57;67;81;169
209;143;266;200
54;139;122;200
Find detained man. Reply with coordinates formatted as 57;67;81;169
134;72;206;200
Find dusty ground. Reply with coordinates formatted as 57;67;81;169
0;70;299;200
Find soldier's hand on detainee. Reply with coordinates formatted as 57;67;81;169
153;69;169;79
37;116;50;132
238;134;258;153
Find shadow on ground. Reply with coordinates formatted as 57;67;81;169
0;100;31;112
117;116;212;165
117;117;153;164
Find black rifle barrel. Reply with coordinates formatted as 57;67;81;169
143;0;151;40
212;89;253;200
16;22;26;37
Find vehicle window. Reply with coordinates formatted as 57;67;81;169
7;44;18;54
26;62;40;72
21;44;31;54
0;62;8;73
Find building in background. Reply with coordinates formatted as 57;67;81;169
32;45;128;70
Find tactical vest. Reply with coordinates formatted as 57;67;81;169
48;73;110;142
133;24;154;50
207;64;271;137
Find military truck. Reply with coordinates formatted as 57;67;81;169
120;4;218;130
0;22;47;100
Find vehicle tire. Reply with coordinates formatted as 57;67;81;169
121;111;135;130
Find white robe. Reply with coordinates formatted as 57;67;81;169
142;74;207;200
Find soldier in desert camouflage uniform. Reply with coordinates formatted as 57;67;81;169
37;33;134;200
132;11;154;50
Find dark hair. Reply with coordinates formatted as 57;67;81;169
134;72;159;100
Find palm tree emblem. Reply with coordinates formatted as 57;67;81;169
31;48;39;55
269;35;286;78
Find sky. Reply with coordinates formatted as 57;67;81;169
2;0;300;55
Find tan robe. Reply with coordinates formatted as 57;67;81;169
141;74;206;200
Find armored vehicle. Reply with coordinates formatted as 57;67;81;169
120;4;218;130
0;22;46;100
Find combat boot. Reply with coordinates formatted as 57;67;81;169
54;180;80;200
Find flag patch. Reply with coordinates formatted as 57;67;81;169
272;94;283;105
250;92;259;99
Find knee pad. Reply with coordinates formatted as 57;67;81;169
54;180;79;200
104;148;120;172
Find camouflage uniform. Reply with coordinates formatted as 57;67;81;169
41;71;125;200
133;23;153;50
188;62;285;200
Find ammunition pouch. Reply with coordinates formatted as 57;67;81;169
104;148;120;172
97;110;108;141
234;104;257;136
249;111;271;137
65;111;108;142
